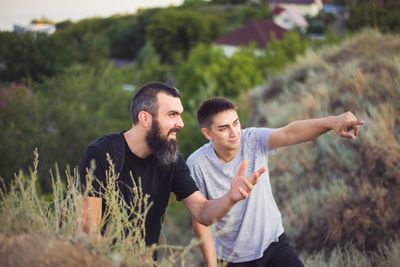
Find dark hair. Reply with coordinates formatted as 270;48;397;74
130;82;181;124
197;97;237;128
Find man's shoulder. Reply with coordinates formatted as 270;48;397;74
241;127;273;143
242;127;270;136
88;132;123;152
187;142;211;167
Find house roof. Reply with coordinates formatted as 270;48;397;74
270;0;316;4
213;20;286;48
272;6;286;16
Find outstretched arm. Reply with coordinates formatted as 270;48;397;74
183;161;266;226
192;217;218;267
268;111;364;150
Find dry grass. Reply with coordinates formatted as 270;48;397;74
250;29;400;263
0;150;200;266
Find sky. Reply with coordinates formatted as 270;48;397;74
0;0;184;31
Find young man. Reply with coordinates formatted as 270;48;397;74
187;97;364;267
78;83;265;256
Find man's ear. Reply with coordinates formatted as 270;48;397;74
138;111;152;128
201;127;212;141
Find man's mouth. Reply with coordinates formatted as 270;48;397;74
169;128;180;135
168;128;180;138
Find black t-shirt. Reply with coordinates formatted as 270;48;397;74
79;132;198;245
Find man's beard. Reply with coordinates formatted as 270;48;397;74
145;119;180;166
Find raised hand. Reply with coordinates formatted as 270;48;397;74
333;111;365;139
228;160;266;203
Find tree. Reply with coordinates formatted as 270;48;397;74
258;31;307;76
0;32;78;83
146;9;223;63
0;62;133;189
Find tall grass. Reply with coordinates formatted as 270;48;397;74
0;149;200;266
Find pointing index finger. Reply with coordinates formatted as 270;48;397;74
348;120;365;127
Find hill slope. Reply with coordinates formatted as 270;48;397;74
249;29;400;253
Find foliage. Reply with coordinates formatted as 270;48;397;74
146;9;223;63
108;10;162;59
0;62;132;188
53;18;111;64
211;0;248;4
0;85;44;183
258;31;308;76
0;32;78;82
132;42;171;85
180;2;272;32
31;16;55;24
346;1;400;33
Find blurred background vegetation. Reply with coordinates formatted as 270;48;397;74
0;0;399;266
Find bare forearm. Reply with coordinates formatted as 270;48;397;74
79;197;102;236
270;112;363;149
192;218;218;267
198;194;236;226
283;116;334;145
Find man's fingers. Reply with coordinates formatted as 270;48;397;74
348;119;364;127
249;167;266;184
242;177;254;191
340;130;355;139
354;125;360;138
238;187;249;198
236;160;248;177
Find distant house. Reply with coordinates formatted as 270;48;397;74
269;0;323;17
213;20;287;56
272;5;308;32
13;23;56;35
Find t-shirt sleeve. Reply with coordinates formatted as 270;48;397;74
78;145;108;197
247;127;276;155
172;154;199;201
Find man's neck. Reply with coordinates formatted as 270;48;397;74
213;146;239;163
123;127;151;159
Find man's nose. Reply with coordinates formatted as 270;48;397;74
229;128;236;137
176;115;184;128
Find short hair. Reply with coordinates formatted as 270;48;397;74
197;97;237;128
130;82;181;124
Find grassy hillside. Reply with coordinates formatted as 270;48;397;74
249;29;400;264
1;30;399;266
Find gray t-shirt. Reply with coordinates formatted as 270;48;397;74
187;127;284;263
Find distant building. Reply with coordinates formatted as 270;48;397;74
269;0;323;17
13;23;56;35
213;20;287;56
272;5;308;32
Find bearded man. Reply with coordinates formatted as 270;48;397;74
78;82;265;260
